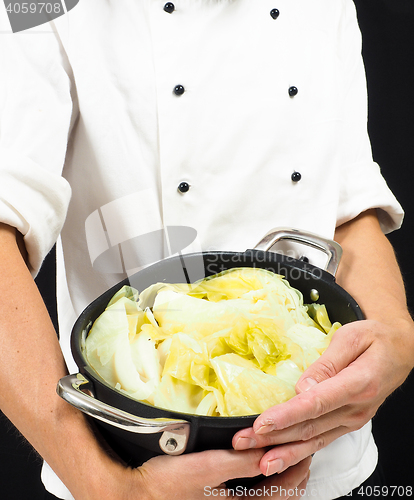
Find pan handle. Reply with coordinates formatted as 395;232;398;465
57;373;190;455
253;227;342;277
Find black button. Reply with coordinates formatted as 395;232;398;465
270;9;280;19
173;84;185;96
178;182;190;193
288;86;298;97
164;2;175;13
291;171;302;182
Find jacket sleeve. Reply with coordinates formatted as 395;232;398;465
335;0;403;233
0;9;74;275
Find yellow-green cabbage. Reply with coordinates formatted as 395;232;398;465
84;268;340;416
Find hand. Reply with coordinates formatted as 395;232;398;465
136;449;312;500
232;319;414;476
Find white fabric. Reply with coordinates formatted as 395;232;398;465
0;1;403;499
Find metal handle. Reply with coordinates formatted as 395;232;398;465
57;374;190;455
253;227;342;277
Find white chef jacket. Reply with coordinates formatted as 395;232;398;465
0;1;403;499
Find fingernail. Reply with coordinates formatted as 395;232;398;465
234;437;256;450
265;458;284;476
255;424;275;435
298;377;318;392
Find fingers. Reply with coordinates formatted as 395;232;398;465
139;447;266;497
295;322;372;394
233;406;349;451
139;449;311;500
244;457;312;499
257;427;346;476
199;448;265;483
233;418;348;476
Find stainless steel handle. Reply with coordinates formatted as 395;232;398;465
57;374;190;455
254;227;342;277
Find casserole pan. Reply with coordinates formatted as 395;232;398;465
57;228;363;467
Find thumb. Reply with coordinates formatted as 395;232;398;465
295;321;371;394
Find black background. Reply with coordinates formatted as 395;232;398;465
352;0;414;490
1;1;414;497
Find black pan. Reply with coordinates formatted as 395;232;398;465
57;228;363;468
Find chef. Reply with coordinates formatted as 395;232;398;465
0;1;412;499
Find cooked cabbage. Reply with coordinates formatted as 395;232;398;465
84;267;341;416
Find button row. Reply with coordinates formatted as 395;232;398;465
163;4;282;21
177;173;302;195
172;84;298;98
